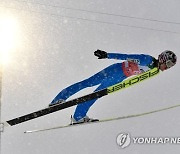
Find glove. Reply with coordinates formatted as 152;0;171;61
94;49;107;59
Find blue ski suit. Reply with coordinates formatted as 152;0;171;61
50;53;157;121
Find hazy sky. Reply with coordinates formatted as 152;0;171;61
1;0;180;154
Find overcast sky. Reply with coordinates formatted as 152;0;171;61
1;0;180;153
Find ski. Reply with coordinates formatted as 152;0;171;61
24;103;180;134
24;120;100;133
3;67;159;127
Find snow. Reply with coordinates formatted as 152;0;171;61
1;0;180;153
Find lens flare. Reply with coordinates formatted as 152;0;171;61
0;16;19;65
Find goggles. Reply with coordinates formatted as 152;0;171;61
165;60;175;69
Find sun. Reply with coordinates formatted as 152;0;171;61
0;15;19;65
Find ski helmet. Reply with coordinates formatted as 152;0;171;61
158;50;177;69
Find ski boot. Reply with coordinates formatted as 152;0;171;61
70;115;99;125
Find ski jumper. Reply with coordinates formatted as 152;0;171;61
50;53;157;121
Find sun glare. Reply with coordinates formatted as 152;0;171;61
0;16;19;65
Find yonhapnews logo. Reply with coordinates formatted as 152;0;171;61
116;132;180;149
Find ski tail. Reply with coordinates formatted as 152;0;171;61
6;89;108;126
24;103;180;134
